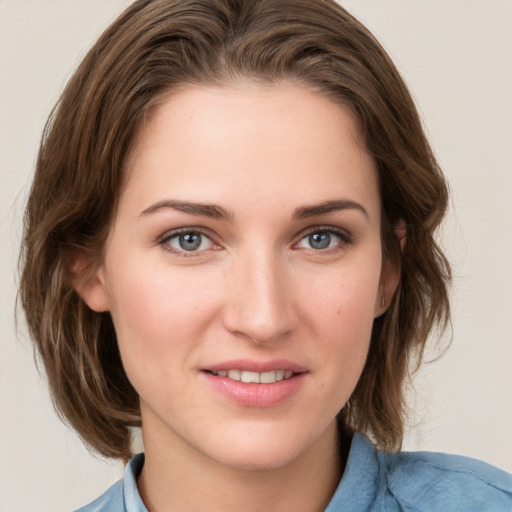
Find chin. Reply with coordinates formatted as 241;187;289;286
201;421;328;472
209;443;303;472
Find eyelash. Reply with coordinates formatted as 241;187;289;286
158;225;353;257
159;227;219;258
293;225;353;253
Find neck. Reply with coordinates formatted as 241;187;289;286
138;421;347;512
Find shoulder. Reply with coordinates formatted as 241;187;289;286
74;480;124;512
73;453;146;512
328;434;511;511
380;446;512;511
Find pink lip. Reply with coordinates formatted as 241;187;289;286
202;359;308;373
200;359;308;408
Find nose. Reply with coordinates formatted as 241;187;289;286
222;248;298;345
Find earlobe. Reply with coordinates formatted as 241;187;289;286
68;254;110;312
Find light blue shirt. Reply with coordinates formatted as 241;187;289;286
76;433;512;511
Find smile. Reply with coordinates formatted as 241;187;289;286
207;369;295;383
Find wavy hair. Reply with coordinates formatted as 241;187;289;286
19;0;451;460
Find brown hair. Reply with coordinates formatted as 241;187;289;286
19;0;450;460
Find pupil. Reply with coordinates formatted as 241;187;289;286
309;232;330;250
179;233;201;251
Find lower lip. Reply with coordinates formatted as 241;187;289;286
202;372;307;408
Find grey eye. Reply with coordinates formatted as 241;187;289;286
308;232;331;250
166;232;213;252
298;230;343;251
179;233;202;251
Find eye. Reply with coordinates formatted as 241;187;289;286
296;228;350;251
162;230;215;254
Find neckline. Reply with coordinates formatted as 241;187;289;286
123;433;380;512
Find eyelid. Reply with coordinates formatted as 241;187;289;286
159;227;221;256
293;225;353;250
157;224;353;257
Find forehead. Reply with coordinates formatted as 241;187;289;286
122;84;380;220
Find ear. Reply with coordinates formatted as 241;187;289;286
393;218;407;252
374;218;407;318
68;252;110;312
374;258;400;318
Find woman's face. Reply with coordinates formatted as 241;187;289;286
82;84;394;470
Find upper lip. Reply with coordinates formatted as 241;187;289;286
202;359;308;373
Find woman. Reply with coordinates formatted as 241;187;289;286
19;1;512;511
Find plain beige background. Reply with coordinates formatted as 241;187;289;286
1;1;511;511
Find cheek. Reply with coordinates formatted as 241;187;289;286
104;259;221;378
299;259;381;388
302;260;381;336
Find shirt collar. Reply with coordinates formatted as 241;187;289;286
121;434;380;512
123;453;148;512
324;433;381;512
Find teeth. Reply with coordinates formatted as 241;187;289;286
260;371;277;384
228;369;241;381
211;369;296;383
240;371;260;383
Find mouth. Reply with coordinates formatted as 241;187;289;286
204;369;297;384
202;364;307;407
201;359;308;406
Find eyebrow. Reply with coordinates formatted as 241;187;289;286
292;199;368;220
139;200;233;219
139;198;367;221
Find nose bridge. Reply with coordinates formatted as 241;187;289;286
223;244;296;344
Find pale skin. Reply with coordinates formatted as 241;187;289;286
76;84;400;512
